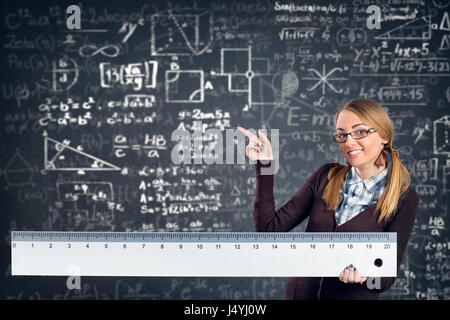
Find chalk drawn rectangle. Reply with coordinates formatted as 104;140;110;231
166;70;204;103
151;11;211;56
434;115;450;155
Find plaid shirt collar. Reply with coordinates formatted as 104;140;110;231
346;166;388;194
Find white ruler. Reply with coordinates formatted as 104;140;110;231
11;231;397;277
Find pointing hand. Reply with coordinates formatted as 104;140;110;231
236;126;273;162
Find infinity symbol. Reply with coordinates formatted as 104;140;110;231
79;44;120;57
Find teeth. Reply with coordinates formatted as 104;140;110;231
349;150;363;155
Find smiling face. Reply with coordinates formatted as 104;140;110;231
335;109;388;173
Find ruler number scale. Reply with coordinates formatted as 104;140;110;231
11;231;397;277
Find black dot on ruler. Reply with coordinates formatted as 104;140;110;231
374;258;383;267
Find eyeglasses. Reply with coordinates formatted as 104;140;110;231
333;128;377;143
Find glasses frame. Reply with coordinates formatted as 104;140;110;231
333;128;377;143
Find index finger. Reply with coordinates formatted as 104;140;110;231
237;126;259;141
257;129;270;143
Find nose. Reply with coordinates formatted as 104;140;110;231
344;134;358;146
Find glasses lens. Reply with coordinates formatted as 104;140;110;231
334;134;346;143
353;130;368;139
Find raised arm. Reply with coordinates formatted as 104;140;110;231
253;161;329;232
236;125;329;232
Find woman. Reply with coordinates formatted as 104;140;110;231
237;98;419;300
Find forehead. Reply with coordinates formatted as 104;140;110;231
335;110;368;130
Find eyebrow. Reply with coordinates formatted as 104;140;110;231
336;123;367;131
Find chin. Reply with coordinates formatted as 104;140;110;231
346;159;365;167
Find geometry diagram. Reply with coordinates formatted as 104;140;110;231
55;181;115;230
151;9;213;56
440;34;450;51
100;61;158;91
433;115;450;155
2;149;33;188
271;71;299;102
440;11;450;31
51;55;79;92
166;70;204;103
301;64;348;95
212;45;294;109
42;131;121;174
375;15;432;40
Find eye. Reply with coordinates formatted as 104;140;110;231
356;129;366;134
337;133;346;138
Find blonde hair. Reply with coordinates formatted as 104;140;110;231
322;98;411;224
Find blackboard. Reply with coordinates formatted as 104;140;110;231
1;0;449;300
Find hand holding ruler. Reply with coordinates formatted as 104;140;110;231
11;231;397;277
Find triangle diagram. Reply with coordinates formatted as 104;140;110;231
375;16;431;40
440;12;450;31
230;186;241;196
43;132;120;171
440;34;450;51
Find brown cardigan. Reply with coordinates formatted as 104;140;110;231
254;160;419;300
